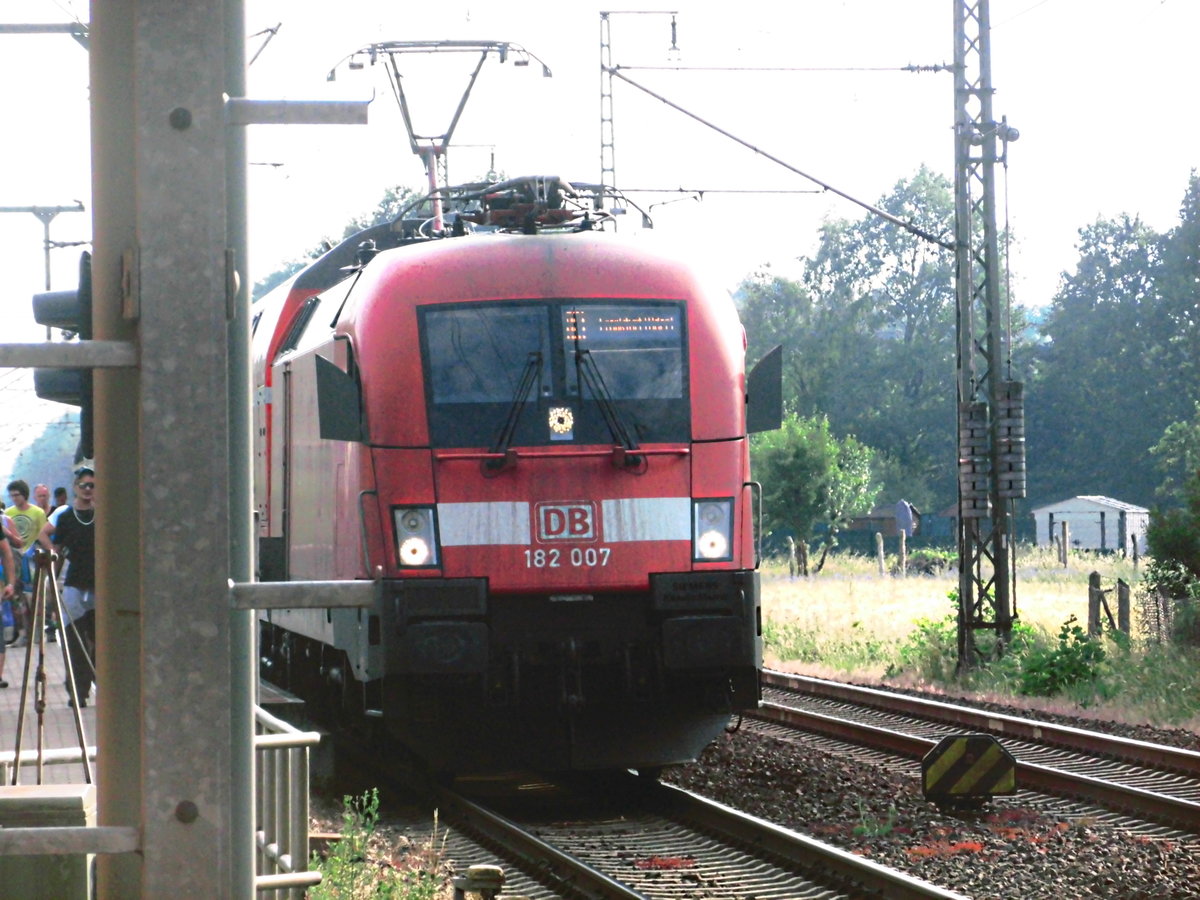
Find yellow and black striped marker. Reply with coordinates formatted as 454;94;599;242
922;734;1016;806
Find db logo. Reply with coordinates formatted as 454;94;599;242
536;502;596;542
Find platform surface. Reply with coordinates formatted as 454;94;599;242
0;631;96;787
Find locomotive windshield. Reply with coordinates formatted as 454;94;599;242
421;299;688;448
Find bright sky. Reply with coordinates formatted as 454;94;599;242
1;0;1197;469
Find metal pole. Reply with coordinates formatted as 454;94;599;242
90;0;144;893
976;0;1013;641
41;217;53;290
953;0;1018;668
94;1;238;894
599;13;615;200
226;0;256;893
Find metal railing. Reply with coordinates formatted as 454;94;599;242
254;706;322;897
0;705;322;896
0;745;97;785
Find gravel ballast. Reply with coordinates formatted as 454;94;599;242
667;724;1200;900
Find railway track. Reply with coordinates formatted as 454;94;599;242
759;670;1200;831
327;729;965;898
432;771;969;899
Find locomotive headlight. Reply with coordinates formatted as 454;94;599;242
693;499;733;562
399;537;432;566
393;507;439;567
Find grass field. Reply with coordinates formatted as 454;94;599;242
760;546;1200;729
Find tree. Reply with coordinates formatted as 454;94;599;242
820;167;958;505
735;270;826;413
1026;214;1161;504
252;183;421;300
1151;171;1200;423
1143;466;1200;645
1026;175;1200;507
736;166;960;510
1150;401;1200;503
1146;471;1200;583
1143;404;1200;632
751;413;879;570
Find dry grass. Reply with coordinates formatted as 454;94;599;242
760;549;1200;732
762;548;1134;651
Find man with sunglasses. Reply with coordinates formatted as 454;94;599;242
38;466;97;708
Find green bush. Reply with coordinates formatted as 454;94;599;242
890;614;958;681
1018;616;1107;698
904;548;956;575
1142;465;1200;646
310;789;442;900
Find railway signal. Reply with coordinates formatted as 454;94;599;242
922;733;1016;809
32;250;93;461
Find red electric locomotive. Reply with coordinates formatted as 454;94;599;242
254;177;781;772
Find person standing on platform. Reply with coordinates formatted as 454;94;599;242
38;466;97;707
33;483;52;517
1;512;20;548
6;482;48;547
31;487;61;643
6;479;48;648
0;524;18;687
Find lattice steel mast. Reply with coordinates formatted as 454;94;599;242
953;0;1024;668
599;10;678;207
600;13;616;203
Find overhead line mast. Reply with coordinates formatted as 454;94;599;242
599;10;678;208
595;4;1022;671
953;0;1024;668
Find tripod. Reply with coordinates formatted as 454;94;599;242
10;546;93;785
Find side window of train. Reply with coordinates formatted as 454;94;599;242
275;296;320;358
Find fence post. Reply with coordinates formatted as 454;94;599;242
1117;579;1131;635
1131;533;1139;571
1087;571;1102;637
898;531;907;578
1061;522;1070;567
875;532;885;576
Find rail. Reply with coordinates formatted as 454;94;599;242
254;706;323;897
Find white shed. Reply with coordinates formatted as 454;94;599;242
1031;496;1149;555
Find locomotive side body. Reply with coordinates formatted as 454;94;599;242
256;228;765;772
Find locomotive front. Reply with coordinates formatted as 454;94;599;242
258;198;779;773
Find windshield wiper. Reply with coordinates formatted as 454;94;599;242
575;348;642;467
486;351;542;470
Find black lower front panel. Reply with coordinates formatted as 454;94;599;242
379;573;762;772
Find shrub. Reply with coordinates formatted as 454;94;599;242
1018;616;1106;698
905;548;956;576
891;614;958;682
1137;559;1200;645
1141;465;1200;646
310;789;443;900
